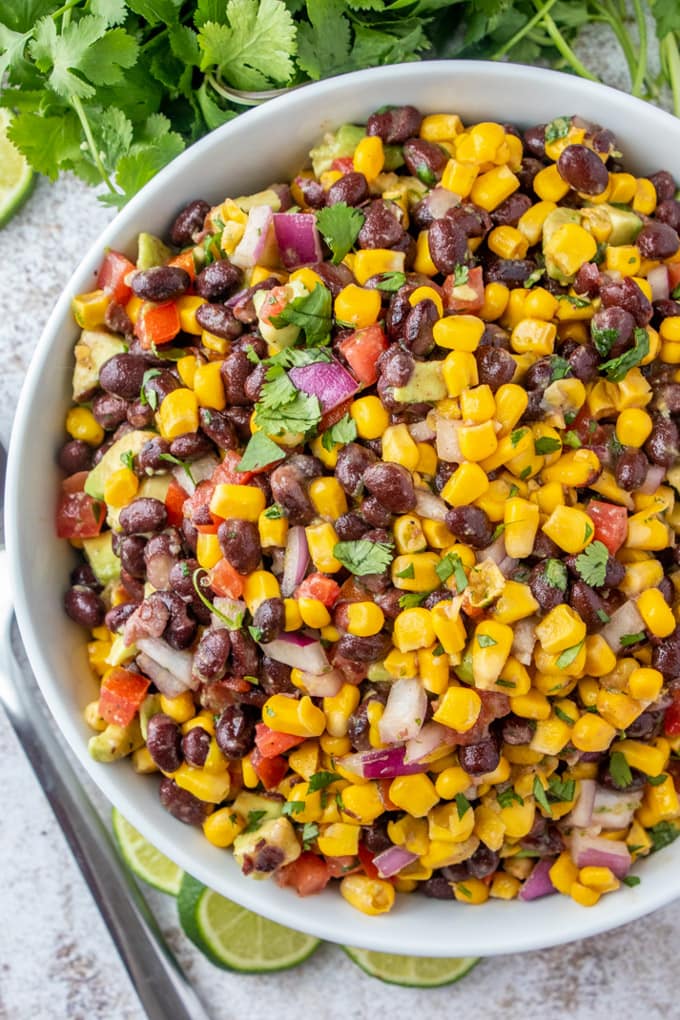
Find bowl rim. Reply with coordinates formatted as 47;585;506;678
8;58;680;956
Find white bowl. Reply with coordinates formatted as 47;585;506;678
9;60;680;957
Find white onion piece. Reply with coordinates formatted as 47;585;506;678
478;534;506;565
281;526;309;597
404;721;454;764
639;464;666;494
568;778;596;828
414;488;448;522
136;652;190;698
211;597;245;630
296;668;344;698
378;677;428;745
428;187;460;218
570;832;632;878
260;633;330;675
648;264;670;302
435;416;463;463
600;601;645;654
512;617;537;665
408;419;436;442
591;786;643;829
136;637;195;689
232;205;278;268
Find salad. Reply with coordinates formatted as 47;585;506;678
58;104;680;915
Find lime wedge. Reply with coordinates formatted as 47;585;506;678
193;887;321;972
177;874;214;956
111;808;184;896
343;947;479;987
0;110;34;228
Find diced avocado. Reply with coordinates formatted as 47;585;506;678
393;361;447;404
666;464;680;493
310;124;366;177
542;207;581;284
84;429;157;501
366;662;391;682
88;719;143;762
139;694;162;739
137;232;171;270
82;532;120;586
231;791;284;827
599;203;643;245
138;474;172;502
234;188;282;212
72;329;126;402
233;817;301;877
106;634;138;668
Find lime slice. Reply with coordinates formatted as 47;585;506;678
343;947;479;987
177;874;215;957
111;808;184;896
0;110;34;228
194;887;321;972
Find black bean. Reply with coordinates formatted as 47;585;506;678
528;558;567;611
252;598;285;644
402;299;438;356
104;301;133;336
310;261;355;298
216;519;261;575
656;199;680;232
261;656;296;696
335;443;377;499
520;820;564;856
486;258;537;289
294;174;325;209
221;350;253;407
146;713;183;772
347;702;371;751
195;303;243;340
374;587;403;621
169;432;214;461
626;709;664;741
99;354;147;400
459;738;500;776
126;400;155;429
637;221;680;260
216;704;256;759
653;376;680;414
604;556;625;588
156;591;197;649
427;218;468;276
137;437;170;475
557;145;609;195
194;628;231;682
335;511;370;541
600;760;647;792
659;576;674;606
141;369;179;409
570;580;608;629
269;465;313;525
336;632;392;662
91;392;127;431
652;628;680;681
384;289;416;342
599;277;652;327
475;346;517;392
104;602;138;633
363;462;416;513
194;259;242;301
590;306;636;359
378;344;414;386
121;570;145;602
645;417;679;468
501;714;535;745
367;105;422;144
422;875;456;899
118;535;146;579
182;726;212;767
403;139;448;184
64;586;105;627
327;172;368;207
358;199;404;249
524;357;553;391
467;845;499;879
70;563;101;591
523;124;547;158
119;497;167;535
445;506;493;549
199;408;238;450
58;439;93;474
244;362;266;403
230;629;260;678
615;448;649;490
361;495;393;528
568;343;600;383
574;262;601;297
491;193;532;226
131;266;190;302
516;156;545;191
170;199;210;247
649;170;676;202
362;818;392;854
159;777;209;826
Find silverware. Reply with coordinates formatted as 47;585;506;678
0;441;211;1020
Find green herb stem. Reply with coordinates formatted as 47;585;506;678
596;2;639;86
491;0;559;60
630;0;647;99
534;1;599;82
71;94;117;195
662;34;680;119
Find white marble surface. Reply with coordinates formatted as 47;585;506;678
3;38;680;1020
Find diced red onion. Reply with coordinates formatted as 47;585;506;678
568;778;596;828
414;488;448;522
372;846;418;879
136;637;195;690
404;721;455;764
136;652;191;699
260;632;330;675
295;668;344;698
601;601;645;654
232;205;278;269
145;552;176;592
281;526;309;597
478;534;507;566
225;287;249;309
639;464;666;495
273;212;322;269
408;419;436;442
570;833;631;877
435;416;463;463
512;617;537;665
518;858;557;901
289;359;358;414
212;597;245;630
338;746;427;780
648;264;670;302
378;677;428;745
591;785;643;830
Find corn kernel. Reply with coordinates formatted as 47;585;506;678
433;314;485;352
535;604;587;655
457;420;498;461
605;245;641;276
308;477;347;521
203;808;245;847
490;873;521;899
352;248;405;285
341;782;385;825
442;350;479;397
585;634;618;677
549;851;579;894
65;406;105;446
542;505;594;554
389;773;439;818
414;230;438;276
196;533;222;570
173;763;230;803
479;281;510;321
208;483;264;523
353;135;384;180
503;497;540;558
350;395;389;439
633;178;657;215
393;607;436;652
421;114;463;141
193;360;226;410
637;587;675;638
334;284;381;328
441;462;489;506
157;388;200;440
470;165;520;211
433;685;482;733
340;874;395;915
346;602;385;638
510;689;551;720
570;882;601;907
488;225;528;260
460;384;496;424
298;597;331;629
382;423;420;470
104;467;139;508
571;713;617;753
628;667;664;702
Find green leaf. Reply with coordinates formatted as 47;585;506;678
600;327;650;382
263;503;285;519
334;539;393;576
622;875;641;887
435;552;467;592
524;268;545;288
254;390;322;438
91;0;128;25
533;776;552;816
574;540;609;588
127;0;183;23
321;413;357;451
297;0;352;80
169;24;202;66
301;822;319;848
398;592;429;609
497;787;523;809
455;793;471;819
453;263;469;286
282;800;305;816
477;634;497;648
271;284;332;346
591;323;619;358
534;436;561;455
308;770;341;793
556;640;584;669
80;28;138;88
0;1;54;33
91;106;134;173
107;131;185;207
547;776;575;803
544;116;571;144
196;79;238;130
237;431;285;472
0;24;33;82
554;705;575;726
549;355;571;382
620;631;646;647
244;809;267;832
198;0;297;90
375;272;406;292
316;203;365;264
30;15;110;100
544;557;568;592
7;110;82;179
649;821;680;852
646;773;667;786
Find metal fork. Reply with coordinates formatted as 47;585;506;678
0;440;211;1020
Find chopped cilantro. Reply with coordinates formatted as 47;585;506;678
596;608;611;624
609;750;633;789
574;540;609;587
491;522;506;542
375;272;407;292
534;436;561;455
139;368;162;410
237;431;285;472
672;284;680;300
398;592;429;609
248;625;264;642
554;705;575;725
649;822;680;852
308;770;341;793
435;552;468;592
334;540;393;576
316;203;365;264
620;631;646;647
477;633;497;648
120;449;135;470
520;466;532;480
547;776;576;803
453;264;469;286
622;875;641;887
321;413;357;451
511;428;527;447
255;390;322;440
550;356;571;382
497;788;523;809
282;801;305;816
395;562;415;579
544;558;568;592
524;267;545;288
271;283;333;346
584;522;594;542
559;294;590;308
556;640;584;669
495;678;516;689
591;323;620;358
508;485;519;498
159;452;194;486
533;776;552;816
544;116;571;144
455;793;471;819
456;883;472;898
646;774;668;786
600;327;650;382
563;430;582;449
244;810;267;832
301;822;319;849
263;503;285;519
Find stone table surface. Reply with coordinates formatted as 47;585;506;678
3;35;680;1020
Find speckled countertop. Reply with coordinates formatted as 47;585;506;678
3;33;680;1020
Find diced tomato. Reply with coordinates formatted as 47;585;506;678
56;490;105;539
98;667;150;727
357;843;379;879
295;573;341;607
587;500;628;554
668;261;680;291
251;748;288;789
331;156;354;175
325;854;360;878
570;405;607;447
276;852;331;896
97;250;135;305
135;301;181;349
665;693;680;736
61;471;89;494
338;324;388;386
257;285;290;327
443;265;484;313
254;722;305;758
165;478;188;527
212;450;254;486
209;558;246;599
168;250;196;282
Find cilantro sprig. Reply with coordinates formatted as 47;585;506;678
334;540;393;576
316;203;365;264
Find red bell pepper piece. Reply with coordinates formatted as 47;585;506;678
295;573;341;608
331;156;354;175
443;265;484;313
338;324;388;386
254;722;305;758
134;301;181;349
250;748;288;790
56;490;105;539
276;852;331;896
213;450;255;485
209;558;246;599
99;667;150;727
97;250;135;306
165;478;188;528
357;843;380;879
665;693;680;735
587;500;628;554
167;250;196;282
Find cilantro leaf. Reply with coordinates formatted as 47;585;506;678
477;633;497;648
297;0;352;81
549;356;571;382
301;822;319;849
600;327;650;382
544;558;568;593
159;452;195;485
198;0;295;89
7;110;82;179
547;776;575;803
435;552;468;592
398;592;429;609
307;770;341;793
622;875;641;887
591;323;620;357
255;390;322;439
554;705;575;725
556;640;584;669
263;503;285;519
375;272;407;292
497;788;523;809
524;268;545;288
30;16;108;100
533;776;552;816
649;821;680;853
453;264;469;286
321;413;357;451
237;431;285;472
455;793;471;819
544;115;571;144
244;809;267;832
316;203;365;264
271;284;332;346
282;800;305;816
334;540;393;576
127;0;183;25
620;631;646;647
534;436;561;455
574;540;609;587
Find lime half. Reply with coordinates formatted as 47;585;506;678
343;947;479;987
193;887;321;972
0;110;34;228
112;808;184;896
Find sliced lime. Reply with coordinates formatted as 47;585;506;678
111;808;184;896
194;887;321;972
177;874;217;959
0;109;34;228
343;947;479;987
